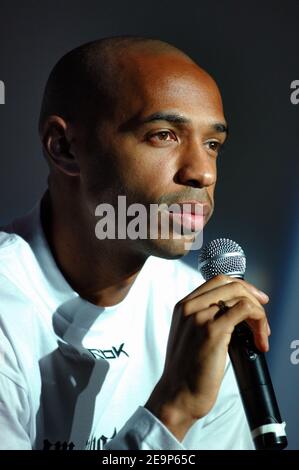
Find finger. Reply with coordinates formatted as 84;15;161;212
178;274;236;303
207;297;270;351
166;303;222;360
181;281;264;317
246;315;270;349
210;298;270;351
192;304;222;326
180;274;269;305
235;279;269;305
213;299;269;352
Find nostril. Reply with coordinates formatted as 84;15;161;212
187;180;200;188
173;173;205;188
174;166;215;188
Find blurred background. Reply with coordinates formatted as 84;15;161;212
0;0;298;448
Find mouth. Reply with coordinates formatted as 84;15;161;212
165;200;210;233
168;200;210;216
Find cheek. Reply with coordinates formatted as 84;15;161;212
112;139;175;198
206;182;216;204
80;150;126;209
115;167;159;207
125;154;176;203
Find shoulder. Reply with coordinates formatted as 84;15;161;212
0;229;35;263
0;230;47;335
0;230;23;253
0;242;36;387
0;230;41;292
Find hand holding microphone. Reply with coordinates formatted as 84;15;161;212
146;239;287;449
146;240;272;444
198;238;287;450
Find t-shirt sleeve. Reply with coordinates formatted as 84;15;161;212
103;406;185;450
103;397;254;451
0;373;32;449
0;325;32;450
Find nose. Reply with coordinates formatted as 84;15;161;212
175;139;216;189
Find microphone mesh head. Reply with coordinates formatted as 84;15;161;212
198;238;246;280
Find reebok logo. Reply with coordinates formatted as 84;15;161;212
88;342;129;360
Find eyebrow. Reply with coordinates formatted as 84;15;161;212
140;112;229;136
141;112;191;125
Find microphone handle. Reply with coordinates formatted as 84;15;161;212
229;320;287;449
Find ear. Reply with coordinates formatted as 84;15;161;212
41;115;80;176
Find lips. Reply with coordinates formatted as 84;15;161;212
169;212;204;232
166;201;210;233
168;201;210;216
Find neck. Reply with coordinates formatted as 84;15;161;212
41;190;148;307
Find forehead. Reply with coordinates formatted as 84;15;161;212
111;52;225;124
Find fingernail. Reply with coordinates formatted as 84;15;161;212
259;290;269;301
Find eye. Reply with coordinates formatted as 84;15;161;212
206;140;222;154
147;130;178;144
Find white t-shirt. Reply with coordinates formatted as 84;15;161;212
0;200;254;450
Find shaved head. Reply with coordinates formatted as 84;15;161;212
39;36;194;133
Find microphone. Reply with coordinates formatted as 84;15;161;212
198;238;287;450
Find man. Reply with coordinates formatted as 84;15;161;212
0;36;270;450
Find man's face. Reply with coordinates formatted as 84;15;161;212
79;52;227;259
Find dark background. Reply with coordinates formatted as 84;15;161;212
0;0;298;449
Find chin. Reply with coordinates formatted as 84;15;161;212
145;234;198;260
